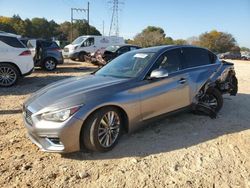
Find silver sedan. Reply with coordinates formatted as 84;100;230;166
23;45;238;153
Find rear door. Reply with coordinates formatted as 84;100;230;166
182;47;219;98
140;48;191;120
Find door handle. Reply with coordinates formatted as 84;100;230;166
179;78;186;84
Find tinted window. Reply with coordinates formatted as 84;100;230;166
40;41;52;48
153;49;182;74
40;41;59;48
209;52;217;64
130;46;139;51
117;46;130;54
183;48;211;68
81;37;94;47
0;36;25;48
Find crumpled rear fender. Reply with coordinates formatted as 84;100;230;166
195;60;237;98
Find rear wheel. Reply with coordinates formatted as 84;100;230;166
78;52;86;62
82;107;123;152
42;58;57;71
202;88;223;112
0;64;19;87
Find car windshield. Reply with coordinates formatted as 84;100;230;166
72;36;86;45
105;45;121;52
95;51;155;78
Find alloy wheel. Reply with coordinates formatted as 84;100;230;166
203;94;218;110
44;59;56;70
0;66;17;86
97;111;120;148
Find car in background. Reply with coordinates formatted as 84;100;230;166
27;39;63;71
23;45;238;153
0;33;34;87
219;52;241;60
102;44;141;62
63;35;124;61
241;52;250;60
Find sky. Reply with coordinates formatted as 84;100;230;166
0;0;250;47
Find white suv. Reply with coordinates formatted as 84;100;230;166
0;33;34;87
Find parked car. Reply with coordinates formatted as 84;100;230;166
63;35;124;61
27;39;64;71
23;45;238;153
103;44;141;62
241;53;250;60
0;33;34;87
220;52;241;59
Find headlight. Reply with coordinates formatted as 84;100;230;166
41;106;82;122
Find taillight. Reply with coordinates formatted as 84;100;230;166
19;50;31;56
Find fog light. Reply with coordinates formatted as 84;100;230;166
47;138;62;145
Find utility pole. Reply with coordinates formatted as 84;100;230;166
102;20;105;36
109;0;123;37
87;1;90;35
70;2;90;42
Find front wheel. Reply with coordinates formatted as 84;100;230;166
78;52;86;62
82;107;123;152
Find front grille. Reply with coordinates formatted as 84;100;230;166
25;109;33;125
64;48;69;52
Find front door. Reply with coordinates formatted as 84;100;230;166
140;48;190;120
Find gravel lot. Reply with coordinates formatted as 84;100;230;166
0;60;249;188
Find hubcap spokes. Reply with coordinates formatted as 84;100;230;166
98;111;120;148
204;95;218;109
45;60;55;70
0;67;16;86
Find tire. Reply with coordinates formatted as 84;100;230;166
42;58;57;71
0;63;19;87
203;87;223;112
82;107;123;152
78;52;86;62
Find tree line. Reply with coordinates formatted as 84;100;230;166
127;26;249;54
0;16;249;53
0;15;101;42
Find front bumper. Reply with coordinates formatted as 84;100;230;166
23;109;84;153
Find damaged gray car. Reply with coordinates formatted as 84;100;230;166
23;45;238;153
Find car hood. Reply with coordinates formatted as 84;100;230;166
64;44;79;51
25;75;128;112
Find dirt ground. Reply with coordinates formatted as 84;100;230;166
0;59;249;188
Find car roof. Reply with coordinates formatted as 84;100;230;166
135;45;212;54
0;32;21;38
117;44;140;47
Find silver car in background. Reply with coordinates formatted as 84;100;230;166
23;45;238;153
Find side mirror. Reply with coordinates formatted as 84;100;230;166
149;68;169;79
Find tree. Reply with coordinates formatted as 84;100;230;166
197;30;238;53
0;15;101;42
241;47;250;52
0;16;15;33
174;39;187;45
164;37;174;45
133;26;166;47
